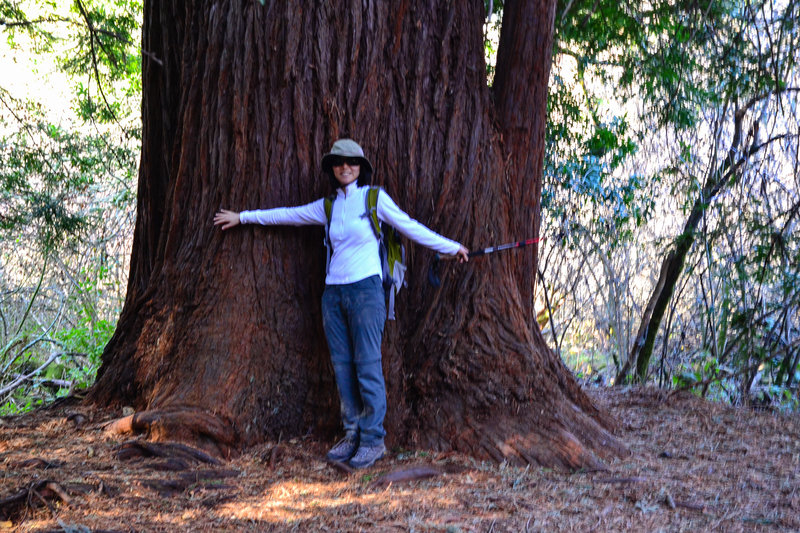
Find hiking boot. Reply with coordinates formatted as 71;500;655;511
326;435;359;462
348;443;386;469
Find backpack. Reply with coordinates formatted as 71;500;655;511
324;186;407;320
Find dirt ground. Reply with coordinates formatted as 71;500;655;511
1;387;798;532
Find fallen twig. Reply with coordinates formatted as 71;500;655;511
44;482;71;506
327;459;355;474
29;487;56;517
1;478;115;522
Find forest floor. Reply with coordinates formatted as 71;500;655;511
1;387;798;532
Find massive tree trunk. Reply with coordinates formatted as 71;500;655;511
89;0;625;469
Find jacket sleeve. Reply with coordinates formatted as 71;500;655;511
377;191;462;255
239;198;326;226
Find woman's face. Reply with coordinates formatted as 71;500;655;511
332;157;361;187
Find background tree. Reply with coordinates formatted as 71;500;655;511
87;0;626;468
609;0;800;386
533;0;798;400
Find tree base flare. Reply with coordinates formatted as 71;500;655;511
413;407;628;472
104;407;236;458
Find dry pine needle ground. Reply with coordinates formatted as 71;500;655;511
1;387;798;532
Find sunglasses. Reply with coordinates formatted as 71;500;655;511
330;156;362;167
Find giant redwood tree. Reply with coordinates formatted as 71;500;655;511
89;0;626;469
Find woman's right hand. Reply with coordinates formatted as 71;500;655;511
214;209;241;230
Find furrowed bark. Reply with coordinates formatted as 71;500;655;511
90;0;625;468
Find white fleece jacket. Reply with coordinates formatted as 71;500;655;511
239;182;462;285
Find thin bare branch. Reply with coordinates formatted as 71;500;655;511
0;352;61;397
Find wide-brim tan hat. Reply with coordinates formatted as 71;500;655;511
321;138;374;174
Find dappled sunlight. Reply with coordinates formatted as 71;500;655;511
220;478;461;524
2;389;799;530
0;437;34;453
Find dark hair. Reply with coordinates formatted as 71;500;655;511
326;166;373;191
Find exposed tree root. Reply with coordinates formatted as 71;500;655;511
104;406;236;458
114;440;222;467
0;480;72;522
111;440;241;497
139;469;240;498
472;416;620;471
8;458;62;470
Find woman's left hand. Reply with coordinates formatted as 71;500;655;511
456;245;470;263
214;209;241;230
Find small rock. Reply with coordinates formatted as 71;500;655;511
122;406;135;416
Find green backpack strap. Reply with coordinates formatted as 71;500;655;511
364;186;407;320
323;194;336;274
364;186;382;239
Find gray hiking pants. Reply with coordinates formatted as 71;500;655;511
321;275;387;446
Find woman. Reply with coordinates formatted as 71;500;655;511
214;139;468;468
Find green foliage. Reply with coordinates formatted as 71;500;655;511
483;0;503;83
555;0;763;130
1;394;46;415
543;2;665;248
661;158;800;406
0;93;137;253
61;0;142;128
55;317;115;388
1;0;139;414
544;0;799;406
0;256;121;414
1;0;142;131
1;0;61;51
546;0;798;243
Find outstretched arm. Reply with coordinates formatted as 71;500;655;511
377;192;469;262
214;200;327;230
214;209;240;230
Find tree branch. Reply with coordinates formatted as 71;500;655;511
537;267;561;354
559;0;577;24
73;0;129;136
0;352;61;397
554;45;622;68
738;87;800;120
0;16;67;28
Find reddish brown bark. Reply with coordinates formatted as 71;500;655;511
89;0;625;469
